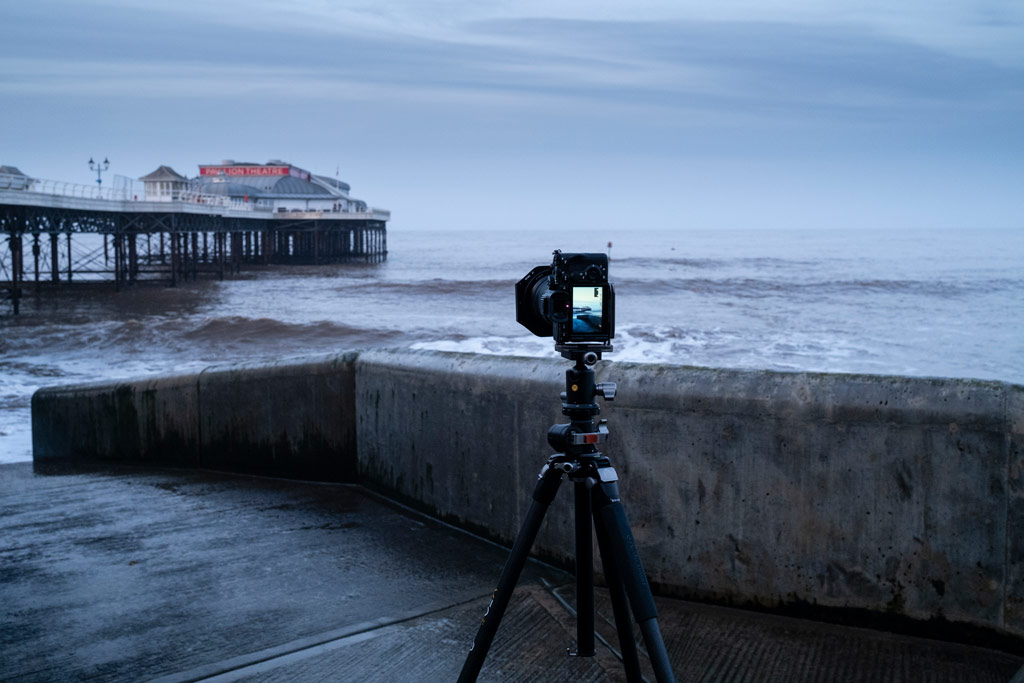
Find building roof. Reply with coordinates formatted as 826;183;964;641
139;165;187;182
194;173;335;198
0;165;29;177
313;175;351;193
199;181;264;198
272;175;332;195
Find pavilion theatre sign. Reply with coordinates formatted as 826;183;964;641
198;165;310;181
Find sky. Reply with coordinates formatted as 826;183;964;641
0;0;1021;231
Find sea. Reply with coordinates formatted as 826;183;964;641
2;227;1022;464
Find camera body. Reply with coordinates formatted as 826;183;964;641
516;250;615;348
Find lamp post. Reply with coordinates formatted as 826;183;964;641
88;157;110;185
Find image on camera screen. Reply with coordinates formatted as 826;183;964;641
572;286;603;334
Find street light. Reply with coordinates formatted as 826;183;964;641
88;157;110;186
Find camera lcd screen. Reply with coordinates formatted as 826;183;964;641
572;286;604;335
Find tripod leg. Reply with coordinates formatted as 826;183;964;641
592;477;677;683
593;504;644;682
458;462;565;683
572;479;595;657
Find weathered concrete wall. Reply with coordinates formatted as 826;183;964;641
1008;386;1024;631
32;348;1023;639
354;350;569;545
32;352;358;481
353;349;1023;639
33;373;202;468
198;354;358;481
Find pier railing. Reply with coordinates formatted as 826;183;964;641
176;188;272;212
0;173;271;213
0;174;387;219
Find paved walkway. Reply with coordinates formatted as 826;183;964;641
1;462;1021;682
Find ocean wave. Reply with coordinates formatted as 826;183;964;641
612;276;1022;298
305;273;1024;302
330;278;513;296
611;255;829;270
180;316;404;347
611;256;726;269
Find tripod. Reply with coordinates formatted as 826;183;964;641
458;348;676;682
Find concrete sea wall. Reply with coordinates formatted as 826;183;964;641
32;348;1024;640
32;353;357;481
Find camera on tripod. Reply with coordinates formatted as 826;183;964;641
462;252;676;682
515;250;615;353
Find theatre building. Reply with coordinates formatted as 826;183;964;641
140;160;376;214
136;159;389;264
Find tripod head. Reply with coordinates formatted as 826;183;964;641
547;346;616;456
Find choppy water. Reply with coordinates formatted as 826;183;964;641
2;227;1022;464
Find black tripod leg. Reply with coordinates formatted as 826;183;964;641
572;479;595;657
592;478;677;683
458;462;565;683
593;503;644;682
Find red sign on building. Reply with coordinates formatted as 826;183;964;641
198;164;311;181
199;166;289;177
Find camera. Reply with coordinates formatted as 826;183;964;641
516;250;615;348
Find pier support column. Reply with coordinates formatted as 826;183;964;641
217;233;225;281
234;232;243;273
128;233;138;283
9;233;23;314
67;233;72;282
170;233;178;287
32;234;40;289
50;233;59;282
113;234;123;292
179;232;187;281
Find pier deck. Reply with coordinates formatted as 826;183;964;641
1;462;1020;682
0;175;388;315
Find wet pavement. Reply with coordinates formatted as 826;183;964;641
1;462;1021;682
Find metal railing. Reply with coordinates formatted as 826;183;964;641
1;174;132;200
0;174;270;213
0;174;385;218
174;188;272;212
271;208;390;220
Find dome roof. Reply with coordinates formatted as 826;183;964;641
313;175;351;193
199;174;332;197
271;175;331;195
198;180;263;197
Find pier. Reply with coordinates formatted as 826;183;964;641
0;165;389;315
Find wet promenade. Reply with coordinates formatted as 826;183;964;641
1;462;1021;682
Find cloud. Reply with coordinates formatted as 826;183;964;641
1;0;1021;232
62;0;1024;69
3;7;1019;131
